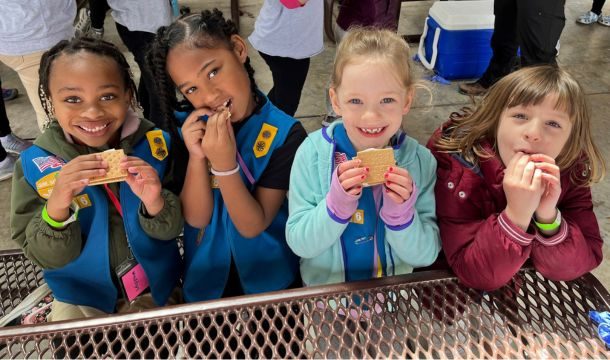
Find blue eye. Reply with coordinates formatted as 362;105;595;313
348;99;362;104
64;96;81;104
381;98;395;104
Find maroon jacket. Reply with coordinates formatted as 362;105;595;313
336;0;400;32
426;128;603;291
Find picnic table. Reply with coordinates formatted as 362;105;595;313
0;248;609;358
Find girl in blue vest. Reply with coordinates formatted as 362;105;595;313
287;28;441;286
10;38;183;321
147;9;307;302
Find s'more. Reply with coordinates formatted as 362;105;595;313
89;149;128;186
354;147;396;187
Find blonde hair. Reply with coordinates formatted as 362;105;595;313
331;27;415;91
436;65;605;185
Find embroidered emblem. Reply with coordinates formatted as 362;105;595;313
146;130;168;161
210;175;219;188
253;123;278;158
35;171;59;199
350;209;364;225
32;156;64;172
208;161;220;189
256;141;266;152
155;148;167;158
74;194;92;208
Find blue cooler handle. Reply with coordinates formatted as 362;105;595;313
418;17;441;70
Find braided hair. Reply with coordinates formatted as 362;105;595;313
146;8;258;192
38;37;138;126
147;9;257;127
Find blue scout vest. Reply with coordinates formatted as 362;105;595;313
324;124;401;282
182;99;299;302
20;130;182;313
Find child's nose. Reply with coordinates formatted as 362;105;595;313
523;123;542;142
362;107;381;121
81;103;105;119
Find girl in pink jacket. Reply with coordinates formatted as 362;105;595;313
427;65;606;291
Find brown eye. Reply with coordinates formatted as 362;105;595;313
65;96;81;104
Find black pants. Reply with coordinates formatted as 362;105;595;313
115;22;164;127
479;0;566;88
0;78;11;161
90;0;109;29
259;52;310;117
591;0;606;15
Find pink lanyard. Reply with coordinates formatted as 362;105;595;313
103;183;123;218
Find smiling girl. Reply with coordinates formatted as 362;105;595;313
11;38;183;321
147;10;307;302
286;28;440;286
428;65;606;291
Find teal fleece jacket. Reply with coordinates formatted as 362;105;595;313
286;121;440;286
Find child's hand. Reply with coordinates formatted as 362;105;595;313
201;109;237;172
337;159;368;196
47;154;108;221
384;166;414;204
120;156;164;216
530;153;562;223
503;152;544;230
182;108;211;161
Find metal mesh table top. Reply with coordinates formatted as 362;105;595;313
1;249;609;358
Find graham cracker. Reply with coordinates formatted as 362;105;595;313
354;147;396;187
89;149;128;186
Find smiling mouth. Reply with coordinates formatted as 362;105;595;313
76;122;110;134
358;126;387;136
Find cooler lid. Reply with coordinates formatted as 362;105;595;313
429;0;495;30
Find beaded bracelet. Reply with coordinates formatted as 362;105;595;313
210;164;240;176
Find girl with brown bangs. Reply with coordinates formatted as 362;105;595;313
427;65;606;291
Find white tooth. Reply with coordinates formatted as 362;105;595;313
81;123;108;133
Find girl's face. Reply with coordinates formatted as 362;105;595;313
166;35;255;123
48;52;131;148
496;94;572;166
329;60;413;152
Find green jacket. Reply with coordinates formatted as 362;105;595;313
11;119;183;272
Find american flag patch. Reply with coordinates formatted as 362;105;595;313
32;156;65;172
334;152;348;166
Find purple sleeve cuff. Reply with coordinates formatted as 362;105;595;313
326;166;360;223
380;182;418;230
280;0;303;8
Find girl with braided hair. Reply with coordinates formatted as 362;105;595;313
11;37;183;321
147;9;307;302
